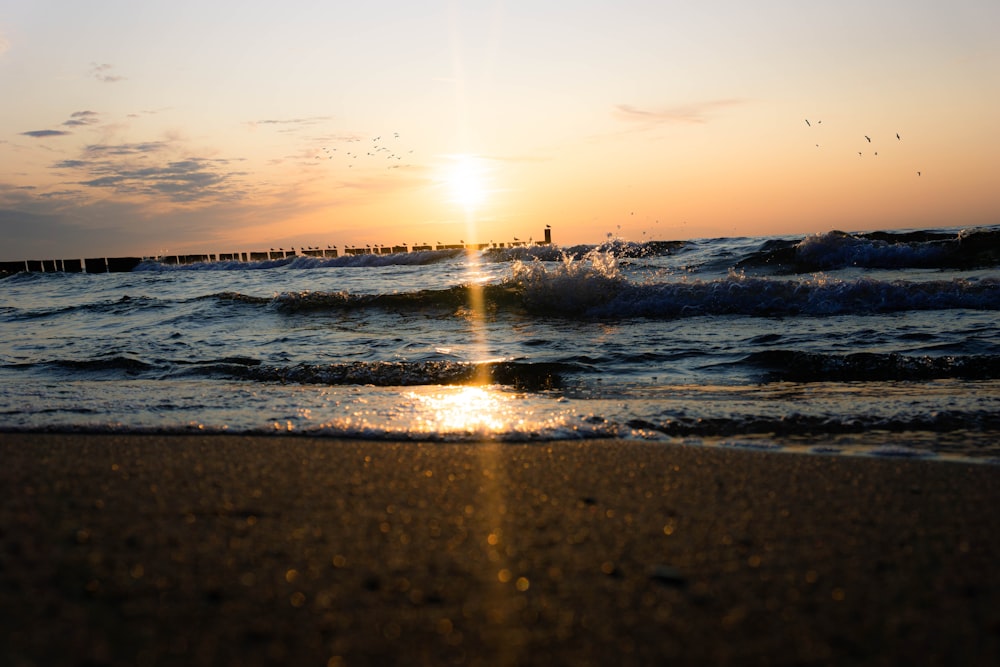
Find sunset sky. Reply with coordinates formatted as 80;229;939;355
1;0;998;260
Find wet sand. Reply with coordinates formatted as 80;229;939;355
1;432;997;666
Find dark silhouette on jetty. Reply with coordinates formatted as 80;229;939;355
0;228;554;275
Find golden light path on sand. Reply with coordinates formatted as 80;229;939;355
454;165;534;664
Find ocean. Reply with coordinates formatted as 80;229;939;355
2;225;999;463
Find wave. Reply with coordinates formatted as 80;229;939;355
263;251;629;315
228;270;999;319
19;355;160;377
590;274;999;318
22;349;1000;387
10;269;995;324
484;239;685;263
625;410;1000;438
735;227;1000;272
740;350;1000;382
2;294;168;321
267;284;524;312
505;254;999;317
135;240;686;273
234;360;580;390
8;355;581;390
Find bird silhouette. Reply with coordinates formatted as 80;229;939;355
896;133;901;140
805;119;811;127
865;136;871;143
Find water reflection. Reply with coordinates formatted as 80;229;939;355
410;386;519;437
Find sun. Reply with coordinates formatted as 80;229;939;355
444;154;489;211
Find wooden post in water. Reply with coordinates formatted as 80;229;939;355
84;258;108;273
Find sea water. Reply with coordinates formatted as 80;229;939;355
2;226;999;463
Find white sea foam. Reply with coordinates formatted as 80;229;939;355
508;249;625;313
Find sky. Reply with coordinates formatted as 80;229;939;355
1;0;998;260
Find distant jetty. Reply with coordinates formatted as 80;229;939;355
1;229;553;275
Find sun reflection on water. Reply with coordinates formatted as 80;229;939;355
410;386;517;436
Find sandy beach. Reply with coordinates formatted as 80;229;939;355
1;432;997;666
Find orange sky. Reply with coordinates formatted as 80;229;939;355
1;1;998;260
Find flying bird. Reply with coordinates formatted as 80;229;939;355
896;133;901;140
805;119;811;127
865;136;871;142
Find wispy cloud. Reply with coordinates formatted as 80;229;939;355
63;110;100;127
246;116;335;135
90;62;125;83
614;99;746;125
77;159;234;199
89;160;243;202
51;140;248;203
21;129;72;138
22;111;103;138
252;117;334;126
84;141;169;157
52;160;90;169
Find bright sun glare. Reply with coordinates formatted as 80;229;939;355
412;386;511;434
445;154;488;211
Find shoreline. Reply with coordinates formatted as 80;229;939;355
3;425;998;466
2;432;998;666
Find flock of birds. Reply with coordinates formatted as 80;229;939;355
316;132;414;170
316;123;922;179
805;119;921;176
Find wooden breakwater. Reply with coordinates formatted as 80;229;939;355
0;256;145;275
0;228;553;275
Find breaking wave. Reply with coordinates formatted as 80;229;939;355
736;227;1000;272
